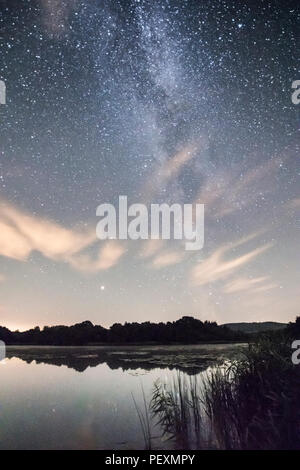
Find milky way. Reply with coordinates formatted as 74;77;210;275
0;0;299;330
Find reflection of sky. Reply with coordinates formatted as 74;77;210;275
0;1;299;330
0;356;177;449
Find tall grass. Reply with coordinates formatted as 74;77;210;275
132;384;152;449
150;336;300;450
151;373;209;449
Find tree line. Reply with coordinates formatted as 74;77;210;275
0;316;246;345
1;315;298;346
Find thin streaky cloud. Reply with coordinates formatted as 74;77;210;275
139;239;165;258
223;276;270;294
191;239;274;287
286;198;300;209
68;240;127;273
195;156;288;219
151;250;185;269
250;283;278;293
141;142;200;203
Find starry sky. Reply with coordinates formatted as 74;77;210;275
0;0;299;331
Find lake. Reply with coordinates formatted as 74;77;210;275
0;344;244;450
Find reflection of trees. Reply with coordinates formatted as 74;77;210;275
5;346;234;374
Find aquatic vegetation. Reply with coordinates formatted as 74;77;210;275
132;385;152;450
150;336;300;449
151;373;206;449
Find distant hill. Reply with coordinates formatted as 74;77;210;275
223;322;287;334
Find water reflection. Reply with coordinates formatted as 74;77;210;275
6;344;242;374
0;345;242;449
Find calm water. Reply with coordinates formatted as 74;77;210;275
0;344;243;450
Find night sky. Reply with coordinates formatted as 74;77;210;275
0;0;299;331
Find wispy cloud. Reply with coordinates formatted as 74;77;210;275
142;143;200;203
195;156;287;219
250;283;277;293
68;241;126;273
0;202;95;261
151;250;184;269
286;198;300;210
0;201;125;272
191;235;273;287
223;276;271;294
159;144;198;183
139;239;165;258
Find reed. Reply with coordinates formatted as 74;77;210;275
132;383;152;450
150;336;300;449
